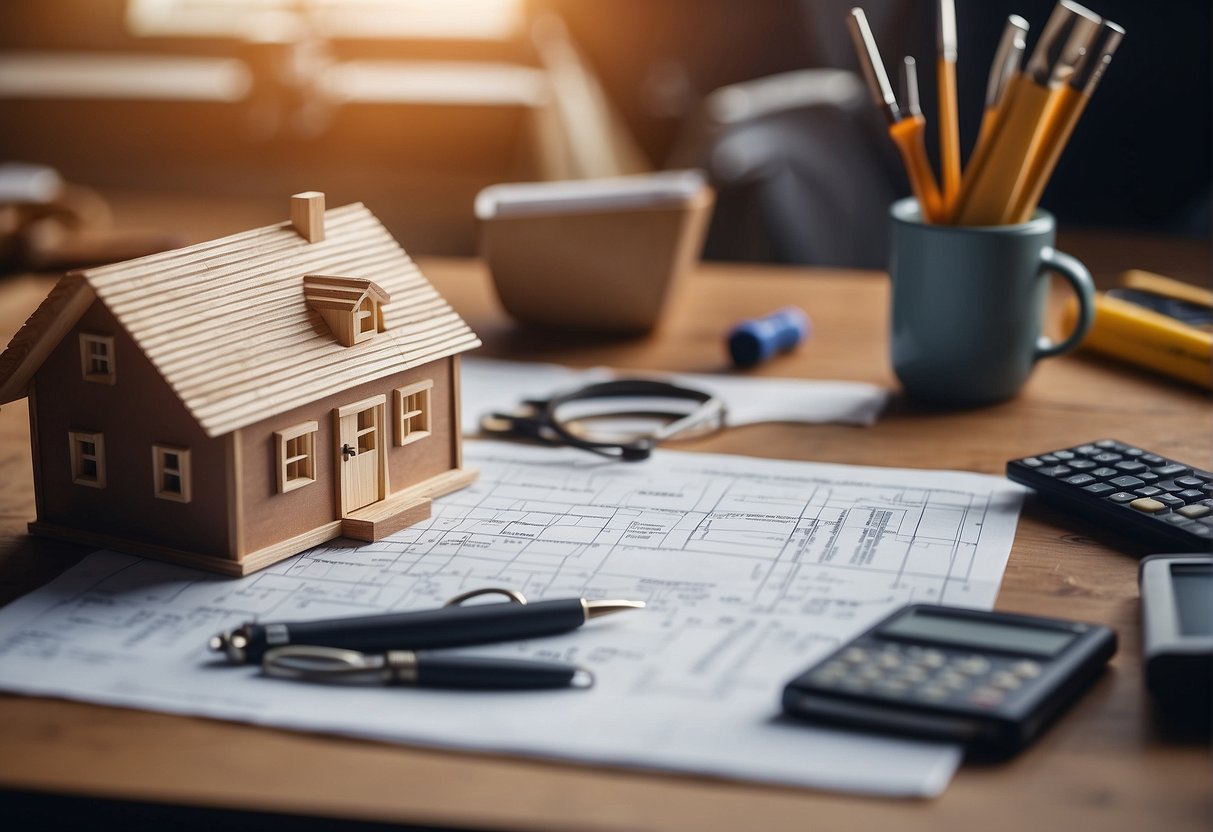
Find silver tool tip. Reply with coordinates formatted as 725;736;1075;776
900;56;921;117
937;0;957;60
846;6;901;123
585;600;646;619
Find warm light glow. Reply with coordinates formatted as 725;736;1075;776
0;52;252;101
127;0;526;43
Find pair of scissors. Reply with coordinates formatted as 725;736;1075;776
479;378;725;461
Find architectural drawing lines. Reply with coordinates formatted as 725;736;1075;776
0;442;1026;797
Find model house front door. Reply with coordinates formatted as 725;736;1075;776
336;395;386;514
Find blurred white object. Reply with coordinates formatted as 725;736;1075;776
0;162;63;204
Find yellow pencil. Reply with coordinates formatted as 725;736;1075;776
1008;20;1124;223
972;16;1029;165
953;1;1100;226
896;57;945;223
936;0;961;215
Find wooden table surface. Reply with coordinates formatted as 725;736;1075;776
0;247;1210;830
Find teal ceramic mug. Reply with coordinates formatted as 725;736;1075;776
888;197;1095;406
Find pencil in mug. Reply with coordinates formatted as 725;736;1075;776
846;7;945;223
952;0;1101;226
1008;19;1124;223
936;0;962;216
970;15;1029;173
887;59;946;224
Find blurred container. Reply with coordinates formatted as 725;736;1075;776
475;170;714;333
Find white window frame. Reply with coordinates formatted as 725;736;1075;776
68;431;106;488
79;333;116;384
152;444;191;503
275;421;319;493
394;379;433;446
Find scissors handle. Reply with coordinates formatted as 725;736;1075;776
411;653;591;690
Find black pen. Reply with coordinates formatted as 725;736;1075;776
262;646;595;690
209;595;645;664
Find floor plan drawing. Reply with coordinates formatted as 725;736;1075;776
0;441;1026;796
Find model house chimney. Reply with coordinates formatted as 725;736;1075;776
291;191;326;243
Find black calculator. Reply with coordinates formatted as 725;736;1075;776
781;604;1116;755
1006;439;1213;551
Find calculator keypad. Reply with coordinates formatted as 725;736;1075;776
805;641;1043;710
1008;439;1213;551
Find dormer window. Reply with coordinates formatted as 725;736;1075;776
356;297;376;336
304;275;391;347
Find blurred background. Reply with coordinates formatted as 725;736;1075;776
0;0;1208;272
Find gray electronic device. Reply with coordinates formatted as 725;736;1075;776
781;604;1116;756
1138;554;1213;723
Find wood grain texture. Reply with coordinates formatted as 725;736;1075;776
0;255;1210;831
0;203;481;439
290;191;326;244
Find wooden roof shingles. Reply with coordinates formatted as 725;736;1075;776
0;202;480;437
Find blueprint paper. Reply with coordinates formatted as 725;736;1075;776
459;357;889;434
0;441;1025;797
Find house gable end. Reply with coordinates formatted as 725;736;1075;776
30;298;231;559
0;274;96;405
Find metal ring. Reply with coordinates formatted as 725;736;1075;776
443;587;528;607
262;645;370;681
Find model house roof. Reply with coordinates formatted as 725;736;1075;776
0;199;480;437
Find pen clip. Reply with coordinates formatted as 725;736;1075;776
444;587;529;607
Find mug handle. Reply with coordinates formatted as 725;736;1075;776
1034;247;1095;360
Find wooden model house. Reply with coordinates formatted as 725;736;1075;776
0;193;480;575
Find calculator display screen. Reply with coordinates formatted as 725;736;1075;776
1172;563;1213;636
881;609;1077;657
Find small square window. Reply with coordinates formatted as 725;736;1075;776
79;334;116;384
394;379;434;446
275;421;319;493
68;431;106;488
152;444;191;503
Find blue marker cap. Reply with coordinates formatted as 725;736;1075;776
727;306;811;367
